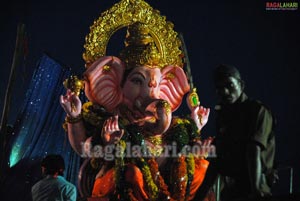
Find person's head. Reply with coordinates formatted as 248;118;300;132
213;64;244;104
41;154;65;176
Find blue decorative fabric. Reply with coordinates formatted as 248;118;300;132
1;54;81;201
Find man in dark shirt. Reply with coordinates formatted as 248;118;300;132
195;64;275;201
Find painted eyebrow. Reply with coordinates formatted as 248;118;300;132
129;72;146;80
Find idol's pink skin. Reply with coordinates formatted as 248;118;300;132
186;93;210;132
101;115;124;145
84;56;124;112
60;56;210;154
60;89;86;154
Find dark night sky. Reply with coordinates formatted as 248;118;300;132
1;0;299;195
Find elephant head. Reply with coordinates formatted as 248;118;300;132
84;56;190;134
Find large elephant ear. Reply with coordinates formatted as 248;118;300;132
159;65;190;111
84;56;125;112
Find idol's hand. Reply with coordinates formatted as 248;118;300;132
60;89;82;118
102;115;124;145
190;105;210;131
193;137;214;158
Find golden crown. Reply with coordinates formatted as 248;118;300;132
83;0;183;69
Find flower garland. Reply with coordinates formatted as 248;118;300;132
78;102;199;201
171;155;187;200
113;116;200;201
148;158;174;200
138;158;159;200
80;104;201;200
114;139;127;200
185;153;195;199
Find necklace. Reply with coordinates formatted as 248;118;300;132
146;135;163;146
145;135;164;157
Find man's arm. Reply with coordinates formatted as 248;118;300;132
247;103;273;197
65;183;77;201
247;142;263;196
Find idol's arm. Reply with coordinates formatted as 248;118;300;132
60;89;87;155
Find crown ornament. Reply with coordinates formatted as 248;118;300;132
119;22;163;68
83;0;183;69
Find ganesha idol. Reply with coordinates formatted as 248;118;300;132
60;0;212;200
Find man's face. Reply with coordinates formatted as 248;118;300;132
215;76;243;104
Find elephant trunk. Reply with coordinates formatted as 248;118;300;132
143;99;172;135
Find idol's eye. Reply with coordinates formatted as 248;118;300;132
130;77;143;85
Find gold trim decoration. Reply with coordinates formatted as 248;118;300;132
187;88;200;108
102;65;111;72
63;75;84;96
119;22;164;69
63;75;84;112
83;0;183;68
146;135;163;146
157;100;171;114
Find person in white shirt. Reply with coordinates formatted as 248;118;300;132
31;154;77;201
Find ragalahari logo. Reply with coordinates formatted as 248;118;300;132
266;2;298;10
